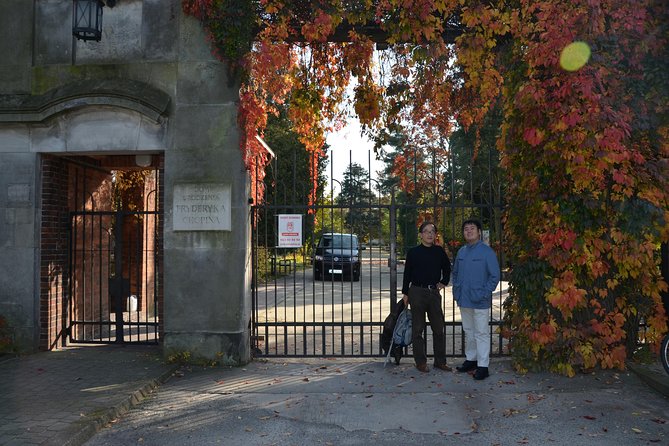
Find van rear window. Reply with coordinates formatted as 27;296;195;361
319;234;358;249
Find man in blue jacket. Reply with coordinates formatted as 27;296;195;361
452;219;500;380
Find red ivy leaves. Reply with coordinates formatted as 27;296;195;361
184;0;669;373
522;128;544;147
503;0;669;374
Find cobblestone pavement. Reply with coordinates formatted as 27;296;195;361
0;346;176;446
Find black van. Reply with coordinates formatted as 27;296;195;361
313;233;363;281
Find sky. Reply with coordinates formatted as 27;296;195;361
324;118;384;186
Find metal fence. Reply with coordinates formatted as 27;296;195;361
68;210;161;344
251;145;507;358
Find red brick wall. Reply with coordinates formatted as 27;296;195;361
156;161;164;338
39;155;164;348
40;156;113;348
39;155;69;350
68;163;113;341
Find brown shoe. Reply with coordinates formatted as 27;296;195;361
415;363;429;373
434;363;452;372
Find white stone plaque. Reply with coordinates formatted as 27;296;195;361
173;183;231;231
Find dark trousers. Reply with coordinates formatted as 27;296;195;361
408;286;446;366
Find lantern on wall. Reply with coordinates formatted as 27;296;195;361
72;0;104;41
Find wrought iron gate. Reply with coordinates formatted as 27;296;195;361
251;148;507;358
68;210;160;344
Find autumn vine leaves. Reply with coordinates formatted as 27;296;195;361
183;0;669;374
502;0;668;374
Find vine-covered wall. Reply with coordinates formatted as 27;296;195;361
183;0;669;373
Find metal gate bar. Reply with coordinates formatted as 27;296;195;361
68;210;160;344
251;200;508;358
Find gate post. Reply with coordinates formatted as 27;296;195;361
113;212;125;343
662;242;669;318
389;189;397;309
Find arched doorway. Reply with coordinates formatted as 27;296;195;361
29;81;170;350
40;154;163;347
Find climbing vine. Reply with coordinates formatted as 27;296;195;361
183;0;669;374
501;0;669;375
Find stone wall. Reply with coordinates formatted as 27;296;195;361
0;0;252;363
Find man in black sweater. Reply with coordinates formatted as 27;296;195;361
402;221;452;373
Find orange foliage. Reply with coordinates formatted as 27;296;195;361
184;0;669;373
502;0;669;373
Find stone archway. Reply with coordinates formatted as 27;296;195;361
40;153;164;349
0;79;170;350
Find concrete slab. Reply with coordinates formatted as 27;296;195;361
211;361;473;434
83;357;669;446
2;345;668;446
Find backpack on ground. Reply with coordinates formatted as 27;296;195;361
392;308;412;347
381;300;405;355
382;301;412;367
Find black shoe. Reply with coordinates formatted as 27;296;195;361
392;346;402;365
473;367;489;380
456;360;478;373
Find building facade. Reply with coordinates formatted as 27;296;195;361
0;0;252;364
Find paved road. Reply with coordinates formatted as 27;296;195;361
1;345;667;446
83;357;669;446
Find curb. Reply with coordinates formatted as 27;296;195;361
53;365;180;446
0;353;19;364
627;362;669;399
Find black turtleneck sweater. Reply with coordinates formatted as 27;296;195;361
401;244;451;295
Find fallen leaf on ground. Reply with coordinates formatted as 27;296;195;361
527;393;545;402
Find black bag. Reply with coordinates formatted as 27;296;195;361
381;299;408;365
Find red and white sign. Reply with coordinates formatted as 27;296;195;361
277;214;302;247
